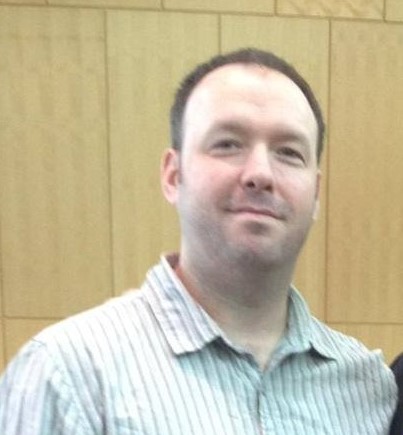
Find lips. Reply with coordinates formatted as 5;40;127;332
227;201;289;222
225;194;290;221
231;206;282;219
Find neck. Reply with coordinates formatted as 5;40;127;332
175;252;294;369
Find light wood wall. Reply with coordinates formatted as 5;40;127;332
1;0;402;372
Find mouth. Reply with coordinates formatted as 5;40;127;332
230;206;283;220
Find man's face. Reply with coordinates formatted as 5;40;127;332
162;64;320;269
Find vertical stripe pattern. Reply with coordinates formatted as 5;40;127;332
0;254;398;434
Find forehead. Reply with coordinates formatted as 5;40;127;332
183;63;317;140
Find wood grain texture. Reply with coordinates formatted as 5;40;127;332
0;253;3;319
0;7;112;318
386;0;403;21
328;21;403;323
4;319;56;364
221;15;329;319
0;228;3;372
163;0;274;14
277;0;383;19
49;0;160;8
0;321;4;373
0;0;45;3
107;10;218;292
330;323;403;364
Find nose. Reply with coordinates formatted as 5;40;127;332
240;144;274;192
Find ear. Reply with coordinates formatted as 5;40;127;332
161;148;180;205
313;170;321;221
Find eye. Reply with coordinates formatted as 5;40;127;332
277;146;306;165
211;139;242;154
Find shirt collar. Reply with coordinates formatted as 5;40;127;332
143;254;340;361
283;287;340;361
143;254;222;355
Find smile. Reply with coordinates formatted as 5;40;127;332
230;207;282;220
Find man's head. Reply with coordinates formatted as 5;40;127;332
162;53;322;273
170;48;325;163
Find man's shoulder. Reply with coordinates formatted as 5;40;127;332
22;288;152;362
308;318;398;398
289;288;389;366
310;316;388;366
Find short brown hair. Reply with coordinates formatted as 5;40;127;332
170;48;325;162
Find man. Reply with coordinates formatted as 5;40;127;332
0;48;397;434
390;353;403;434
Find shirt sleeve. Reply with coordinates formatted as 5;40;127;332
0;339;95;435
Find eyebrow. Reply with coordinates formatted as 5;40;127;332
209;120;311;144
270;130;310;146
207;120;250;136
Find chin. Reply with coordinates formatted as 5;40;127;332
225;242;281;267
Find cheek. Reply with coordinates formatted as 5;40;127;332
280;175;318;207
185;160;235;193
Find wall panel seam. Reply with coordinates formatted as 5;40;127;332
218;14;222;54
329;322;403;326
324;18;333;323
104;9;116;296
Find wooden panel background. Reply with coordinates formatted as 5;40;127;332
0;1;402;373
386;0;403;22
0;322;4;371
163;0;274;14
0;7;112;323
277;0;383;19
328;21;403;324
49;0;161;8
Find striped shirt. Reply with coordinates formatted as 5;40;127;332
0;254;397;434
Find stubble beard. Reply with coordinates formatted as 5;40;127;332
177;169;314;275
